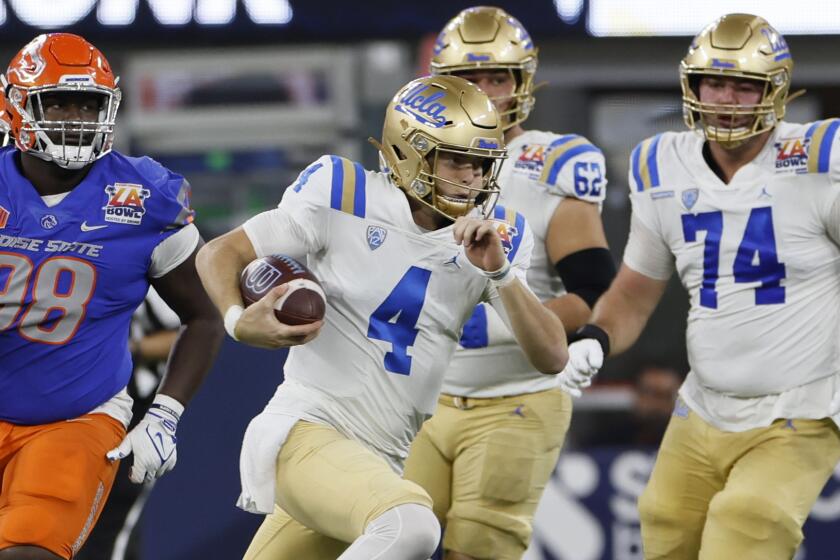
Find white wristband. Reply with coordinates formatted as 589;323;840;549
152;393;185;419
482;259;515;288
224;305;244;341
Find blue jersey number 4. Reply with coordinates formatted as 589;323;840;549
681;207;786;309
367;266;432;375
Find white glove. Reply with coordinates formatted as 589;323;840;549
557;339;604;397
107;394;184;484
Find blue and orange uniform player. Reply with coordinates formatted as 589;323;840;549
0;33;223;560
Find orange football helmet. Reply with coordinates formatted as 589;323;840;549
4;33;121;169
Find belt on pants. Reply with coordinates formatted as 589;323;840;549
438;393;512;410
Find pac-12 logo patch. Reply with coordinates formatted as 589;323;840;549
367;225;387;251
681;188;699;211
103;183;151;225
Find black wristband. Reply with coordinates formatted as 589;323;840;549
569;324;610;357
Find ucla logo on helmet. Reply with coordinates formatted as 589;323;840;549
102;183;151;226
760;27;790;60
366;225;387;251
395;84;449;128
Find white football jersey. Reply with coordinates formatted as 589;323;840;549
623;120;840;431
443;130;607;397
242;155;535;467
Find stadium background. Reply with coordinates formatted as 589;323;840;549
3;1;840;558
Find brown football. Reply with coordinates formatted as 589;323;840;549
240;255;326;326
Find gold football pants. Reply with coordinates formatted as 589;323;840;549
403;388;572;559
243;420;433;560
639;404;840;560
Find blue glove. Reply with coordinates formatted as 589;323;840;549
107;394;184;484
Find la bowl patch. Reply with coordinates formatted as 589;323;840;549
103;183;151;225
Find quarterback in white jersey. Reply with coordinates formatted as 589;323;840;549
196;75;567;560
563;14;840;560
403;8;615;560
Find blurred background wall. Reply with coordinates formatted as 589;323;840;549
4;1;840;558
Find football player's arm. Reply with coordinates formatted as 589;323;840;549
538;138;614;332
150;244;224;404
543;198;615;333
559;211;672;393
195;219;323;349
457;217;567;374
108;234;225;484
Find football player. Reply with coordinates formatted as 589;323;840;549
561;14;840;559
196;75;568;559
0;34;223;559
402;7;614;559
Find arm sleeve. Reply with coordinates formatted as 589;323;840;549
149;223;200;278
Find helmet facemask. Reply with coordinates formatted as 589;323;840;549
8;83;121;169
681;69;788;149
414;140;504;220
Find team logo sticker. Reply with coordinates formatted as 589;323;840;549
774;137;809;173
103;183;151;225
394;84;449;128
243;261;284;296
367;225;387;250
495;222;519;255
681;188;699;211
514;144;546;176
40;214;58;229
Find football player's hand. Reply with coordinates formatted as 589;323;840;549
453;217;506;273
556;339;604;397
235;285;323;349
107;395;183;484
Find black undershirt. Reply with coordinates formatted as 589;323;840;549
701;141;727;182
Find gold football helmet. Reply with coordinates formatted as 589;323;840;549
680;13;793;148
377;75;506;220
431;6;537;131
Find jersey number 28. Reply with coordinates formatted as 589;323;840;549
682;207;785;309
0;253;96;344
